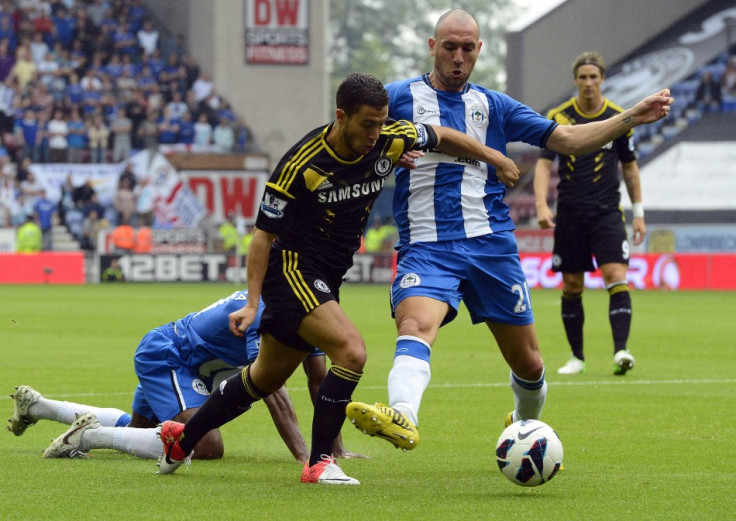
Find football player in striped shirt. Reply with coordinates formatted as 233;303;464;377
347;10;672;450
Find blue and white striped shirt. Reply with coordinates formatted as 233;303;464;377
386;75;556;247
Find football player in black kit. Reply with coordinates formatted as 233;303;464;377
156;72;521;484
534;52;645;377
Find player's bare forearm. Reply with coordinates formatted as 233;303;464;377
548;90;674;156
432;125;519;187
263;387;308;464
229;227;273;336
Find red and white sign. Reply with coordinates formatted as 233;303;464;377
180;170;267;224
245;0;309;65
519;253;736;291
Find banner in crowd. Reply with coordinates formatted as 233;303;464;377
29;162;124;207
245;0;310;65
127;151;208;229
28;151;207;229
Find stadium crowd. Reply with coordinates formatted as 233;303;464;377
0;0;258;250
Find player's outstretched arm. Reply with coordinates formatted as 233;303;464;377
547;89;674;156
263;386;309;464
229;227;274;336
430;125;520;187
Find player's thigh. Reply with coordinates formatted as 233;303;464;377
249;335;308;393
298;300;366;370
590;209;629;267
463;233;534;326
173;407;224;460
134;363;210;423
391;242;465;327
552;207;595;273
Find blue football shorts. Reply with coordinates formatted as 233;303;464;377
131;324;234;423
391;231;534;326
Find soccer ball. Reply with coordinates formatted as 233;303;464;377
495;419;563;487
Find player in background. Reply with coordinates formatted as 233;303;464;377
346;10;671;448
8;289;360;462
155;72;522;485
533;51;644;376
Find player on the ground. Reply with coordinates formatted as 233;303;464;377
345;9;672;449
154;72;522;485
8;289;359;462
534;51;643;376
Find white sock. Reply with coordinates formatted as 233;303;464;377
31;397;129;427
509;370;547;421
83;426;162;460
388;354;431;426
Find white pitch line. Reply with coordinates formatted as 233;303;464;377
40;378;736;399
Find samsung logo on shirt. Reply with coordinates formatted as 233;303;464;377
317;179;386;203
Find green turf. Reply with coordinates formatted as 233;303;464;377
2;284;735;520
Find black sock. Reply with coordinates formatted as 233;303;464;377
609;286;632;353
561;292;584;361
180;365;267;455
309;365;361;466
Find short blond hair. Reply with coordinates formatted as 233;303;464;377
573;51;606;76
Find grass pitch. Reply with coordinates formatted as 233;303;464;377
2;283;735;520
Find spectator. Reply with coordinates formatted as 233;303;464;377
15;108;41;161
72;177;94;208
695;71;721;113
66;107;86;163
192;72;214;103
162;33;186;61
0;76;17;135
20;169;44;209
29;31;50;65
36;48;58;88
111;216;135;253
0;38;15;82
36;109;50;163
57;172;75;226
165;90;187;120
33;188;56;250
118;161;137;190
212;115;234;153
193;112;212;147
135;175;154;226
113;176;136;225
133;224;151;253
46;108;68;163
87;113;109;163
16;214;42;253
8;47;36;91
80;207;108;251
101;257;125;282
137;108;158;152
156;105;179;145
137;19;158;57
721;57;736;99
110;106;132;162
217;212;239;252
177;110;194;145
125;88;147;148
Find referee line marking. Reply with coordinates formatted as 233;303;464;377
42;378;736;399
